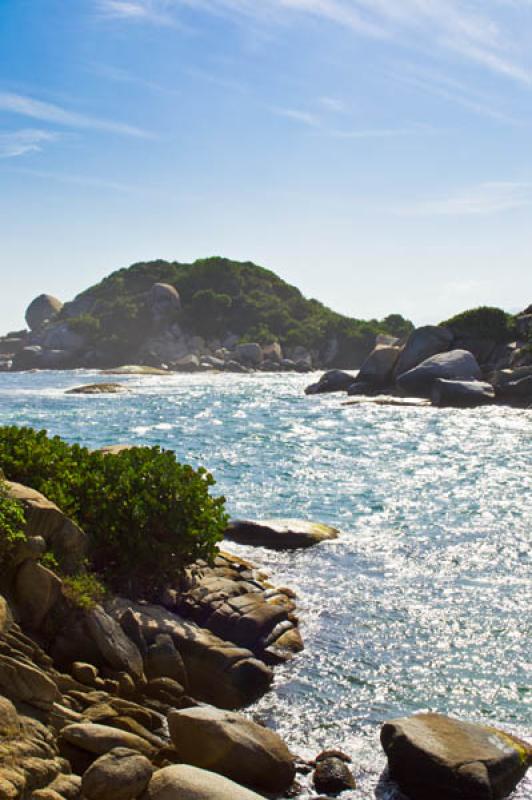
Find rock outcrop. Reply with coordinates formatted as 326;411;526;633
143;764;266;800
396;350;482;397
395;326;453;376
25;295;63;331
381;713;531;800
225;518;339;550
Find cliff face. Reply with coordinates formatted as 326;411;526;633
0;258;413;371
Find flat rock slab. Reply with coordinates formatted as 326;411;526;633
381;713;531;800
144;764;265;800
66;383;128;394
225;519;339;550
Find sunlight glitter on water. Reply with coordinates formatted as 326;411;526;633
0;370;530;798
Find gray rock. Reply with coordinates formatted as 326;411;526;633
40;349;75;369
396;350;482;397
66;382;128;395
431;379;495;407
498;374;532;401
168;706;295;793
200;356;225;370
262;342;283;362
144;764;265;800
224;360;251;373
86;606;145;682
172;354;200;371
395;325;453;376
41;323;85;352
313;752;356;795
225;519;339;550
356;344;402;388
145;634;188;688
235;343;263;366
81;747;154;800
25;294;63;330
12;345;43;370
291;345;313;367
149;283;181;324
305;370;356;395
381;712;531;800
0;338;24;356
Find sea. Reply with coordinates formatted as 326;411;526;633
0;370;530;799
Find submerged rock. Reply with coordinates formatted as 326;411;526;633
313;751;356;795
225;519;339;550
381;712;531;800
396;350;481;398
168;706;295;793
66;383;128;394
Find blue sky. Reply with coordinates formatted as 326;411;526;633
1;0;532;331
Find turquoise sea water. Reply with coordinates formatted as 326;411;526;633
0;370;530;798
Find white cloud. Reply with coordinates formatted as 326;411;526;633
0;91;152;138
14;167;140;193
398;181;532;216
0;129;58;158
271;106;319;126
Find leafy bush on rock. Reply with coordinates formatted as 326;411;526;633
0;426;227;595
0;479;26;568
441;306;516;344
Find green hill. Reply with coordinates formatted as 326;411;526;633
60;257;413;367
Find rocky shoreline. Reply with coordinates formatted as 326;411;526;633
1;470;531;799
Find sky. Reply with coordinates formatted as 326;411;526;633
1;1;532;331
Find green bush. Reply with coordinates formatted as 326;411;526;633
441;306;516;344
62;572;106;610
0;479;26;568
0;427;228;596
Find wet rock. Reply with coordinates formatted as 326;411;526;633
66;383;128;394
396;350;482;398
168;706;295;793
143;764;266;800
313;751;356;795
381;712;532;800
431;379;495;407
225;518;339;550
81;747;154;800
305;370;356;395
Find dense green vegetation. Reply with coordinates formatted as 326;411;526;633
59;257;413;366
441;306;516;344
0;479;26;569
0;427;227;596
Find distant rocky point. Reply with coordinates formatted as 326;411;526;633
0;257;413;373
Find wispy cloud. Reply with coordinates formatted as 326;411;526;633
318;96;347;113
0;91;152;138
398;181;532;216
271;106;319;126
13;167;140;193
95;1;532;87
0;129;58;158
90;63;181;96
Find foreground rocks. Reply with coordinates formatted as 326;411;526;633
143;764;266;800
226;518;339;550
168;706;295;792
381;713;532;800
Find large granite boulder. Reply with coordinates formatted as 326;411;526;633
143;764;266;800
235;343;263;366
305;370;356;395
497;374;532;402
5;481;87;573
356;344;402;388
107;598;273;709
81;747;154;800
225;518;339;550
396;350;482;398
431;379;495;408
41;323;85;353
395;326;453;376
60;723;155;757
25;294;63;331
313;751;356;795
85;606;145;682
381;713;531;800
149;283;181;324
12;345;43;370
168;706;295;792
0;653;60;711
15;560;62;630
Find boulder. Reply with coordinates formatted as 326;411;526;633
396;350;482;398
381;712;531;800
453;337;497;366
168;706;295;793
5;482;87;573
376;333;400;346
395;325;453;376
431;379;495;408
101;365;169;375
81;747;154;800
108;598;273;709
66;383;128;394
224;360;251;373
149;283;181;324
172;354;200;371
39;349;75;369
144;764;267;800
0;696;20;737
0;338;24;356
234;343;263;366
356;344;402;388
262;342;283;362
41;324;85;353
25;294;63;331
305;370;357;395
85;606;144;682
0;655;60;710
14;560;62;629
225;519;339;550
12;345;43;370
144;634;188;688
498;375;532;401
0;595;13;635
313;751;356;795
61;723;155;757
292;345;313;367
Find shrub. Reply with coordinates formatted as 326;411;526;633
62;572;106;610
441;306;516;344
0;427;228;596
0;479;26;568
